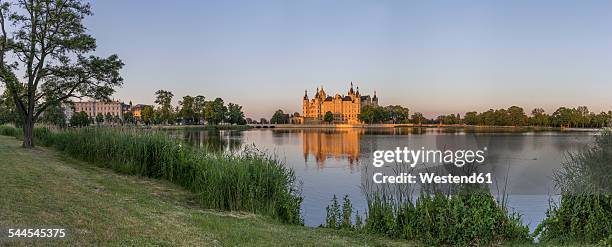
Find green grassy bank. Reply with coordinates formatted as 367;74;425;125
16;126;302;225
1;125;608;246
0;135;411;246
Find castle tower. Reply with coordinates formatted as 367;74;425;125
319;85;326;99
303;89;309;118
373;90;378;106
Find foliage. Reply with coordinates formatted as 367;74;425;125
0;85;24;126
141;105;154;125
96;113;104;124
122;111;135;125
227;103;246;125
179;95;195;124
410;112;427;125
385;105;409;124
358;105;388;124
363;192;531;246
271;109;289;124
324;111;334;123
155;90;174;124
193;95;206;123
203;98;227;125
325;195;341;229
463;111;478;125
70;111;90;127
458;106;611;128
40;104;67;128
0;0;124;147
105;112;113;124
436;113;461;124
535;129;612;244
324;195;357;230
0;125;19;136
534;195;612;244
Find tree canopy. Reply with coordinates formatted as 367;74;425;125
0;0;123;147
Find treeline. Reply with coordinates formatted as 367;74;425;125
357;104;612;128
0;89;248;127
139;90;246;126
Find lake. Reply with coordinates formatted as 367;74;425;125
162;127;596;231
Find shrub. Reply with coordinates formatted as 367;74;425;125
535;129;612;244
363;192;531;246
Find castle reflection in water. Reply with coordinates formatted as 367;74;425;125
302;129;362;166
165;127;438;168
300;128;432;168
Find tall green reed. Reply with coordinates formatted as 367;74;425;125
534;129;612;244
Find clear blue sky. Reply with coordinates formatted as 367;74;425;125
86;0;612;119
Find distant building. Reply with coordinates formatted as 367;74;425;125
132;104;152;120
73;100;126;120
302;83;378;124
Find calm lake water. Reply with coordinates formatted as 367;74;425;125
162;127;596;231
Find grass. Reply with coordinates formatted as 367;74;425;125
0;135;414;246
28;127;302;224
322;192;532;246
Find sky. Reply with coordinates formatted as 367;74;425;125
81;0;612;119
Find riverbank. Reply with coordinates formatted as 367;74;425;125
149;124;253;131
251;123;601;132
0;135;412;246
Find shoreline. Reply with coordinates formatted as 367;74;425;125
248;123;602;132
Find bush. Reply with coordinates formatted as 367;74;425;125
535;129;612;244
364;192;531;246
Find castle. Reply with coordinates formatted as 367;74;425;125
301;83;378;124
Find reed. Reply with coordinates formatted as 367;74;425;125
534;129;612;244
1;126;302;224
323;190;531;246
364;192;531;246
0;125;20;137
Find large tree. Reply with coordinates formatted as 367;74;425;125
154;90;174;124
193;95;205;123
0;0;124;147
270;109;288;124
226;102;245;125
178;95;195;124
141;105;153;125
385;105;409;124
203;97;226;125
323;111;334;124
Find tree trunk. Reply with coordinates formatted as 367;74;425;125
22;116;34;148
